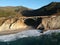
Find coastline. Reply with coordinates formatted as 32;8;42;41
0;28;30;35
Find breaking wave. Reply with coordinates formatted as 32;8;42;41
0;29;41;42
0;29;60;42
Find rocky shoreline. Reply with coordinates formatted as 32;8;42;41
0;16;60;34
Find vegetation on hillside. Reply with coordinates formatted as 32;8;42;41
0;6;29;17
0;2;60;17
22;2;60;16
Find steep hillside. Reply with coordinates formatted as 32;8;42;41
22;2;60;16
0;6;30;17
0;2;60;17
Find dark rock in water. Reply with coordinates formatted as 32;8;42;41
37;24;44;33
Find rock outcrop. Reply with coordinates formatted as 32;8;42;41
37;16;60;31
0;16;60;32
0;17;28;31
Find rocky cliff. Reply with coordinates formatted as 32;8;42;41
0;17;29;31
0;2;60;32
37;16;60;31
0;16;60;32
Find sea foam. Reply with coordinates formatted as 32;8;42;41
0;29;60;42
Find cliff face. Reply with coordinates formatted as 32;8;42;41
37;16;60;31
0;17;28;31
0;16;60;32
0;2;60;32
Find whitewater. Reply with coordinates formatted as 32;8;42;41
0;29;60;42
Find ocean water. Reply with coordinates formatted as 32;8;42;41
0;29;60;45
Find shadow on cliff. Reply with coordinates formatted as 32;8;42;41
24;18;42;29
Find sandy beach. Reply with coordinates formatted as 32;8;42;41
0;28;31;35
